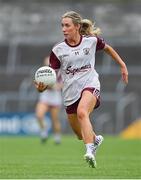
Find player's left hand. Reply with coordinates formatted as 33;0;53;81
120;65;128;84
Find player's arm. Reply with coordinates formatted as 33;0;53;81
49;50;62;89
35;50;61;92
104;44;128;84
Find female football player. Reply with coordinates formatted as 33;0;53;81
35;11;128;167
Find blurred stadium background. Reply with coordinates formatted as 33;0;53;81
0;0;141;137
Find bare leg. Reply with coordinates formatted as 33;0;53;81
35;102;49;140
50;107;62;143
77;91;97;144
76;91;98;167
67;113;82;140
50;107;61;133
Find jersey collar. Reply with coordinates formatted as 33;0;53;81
65;35;82;47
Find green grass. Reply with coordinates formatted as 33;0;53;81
0;135;141;179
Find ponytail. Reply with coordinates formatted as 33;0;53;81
80;19;101;36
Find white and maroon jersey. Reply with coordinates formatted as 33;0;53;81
49;35;105;106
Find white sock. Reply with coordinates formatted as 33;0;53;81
54;133;61;143
40;128;48;138
85;143;94;154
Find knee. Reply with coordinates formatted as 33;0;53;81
77;107;88;121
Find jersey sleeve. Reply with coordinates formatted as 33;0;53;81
96;37;105;51
49;51;61;69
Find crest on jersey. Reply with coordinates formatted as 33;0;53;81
59;54;69;61
83;48;90;55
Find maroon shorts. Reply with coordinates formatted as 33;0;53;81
66;87;100;114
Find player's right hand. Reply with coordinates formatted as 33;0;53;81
34;81;48;92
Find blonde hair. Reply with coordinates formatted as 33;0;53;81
62;11;101;36
62;11;82;25
80;19;101;36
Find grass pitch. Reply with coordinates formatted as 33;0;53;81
0;135;141;179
